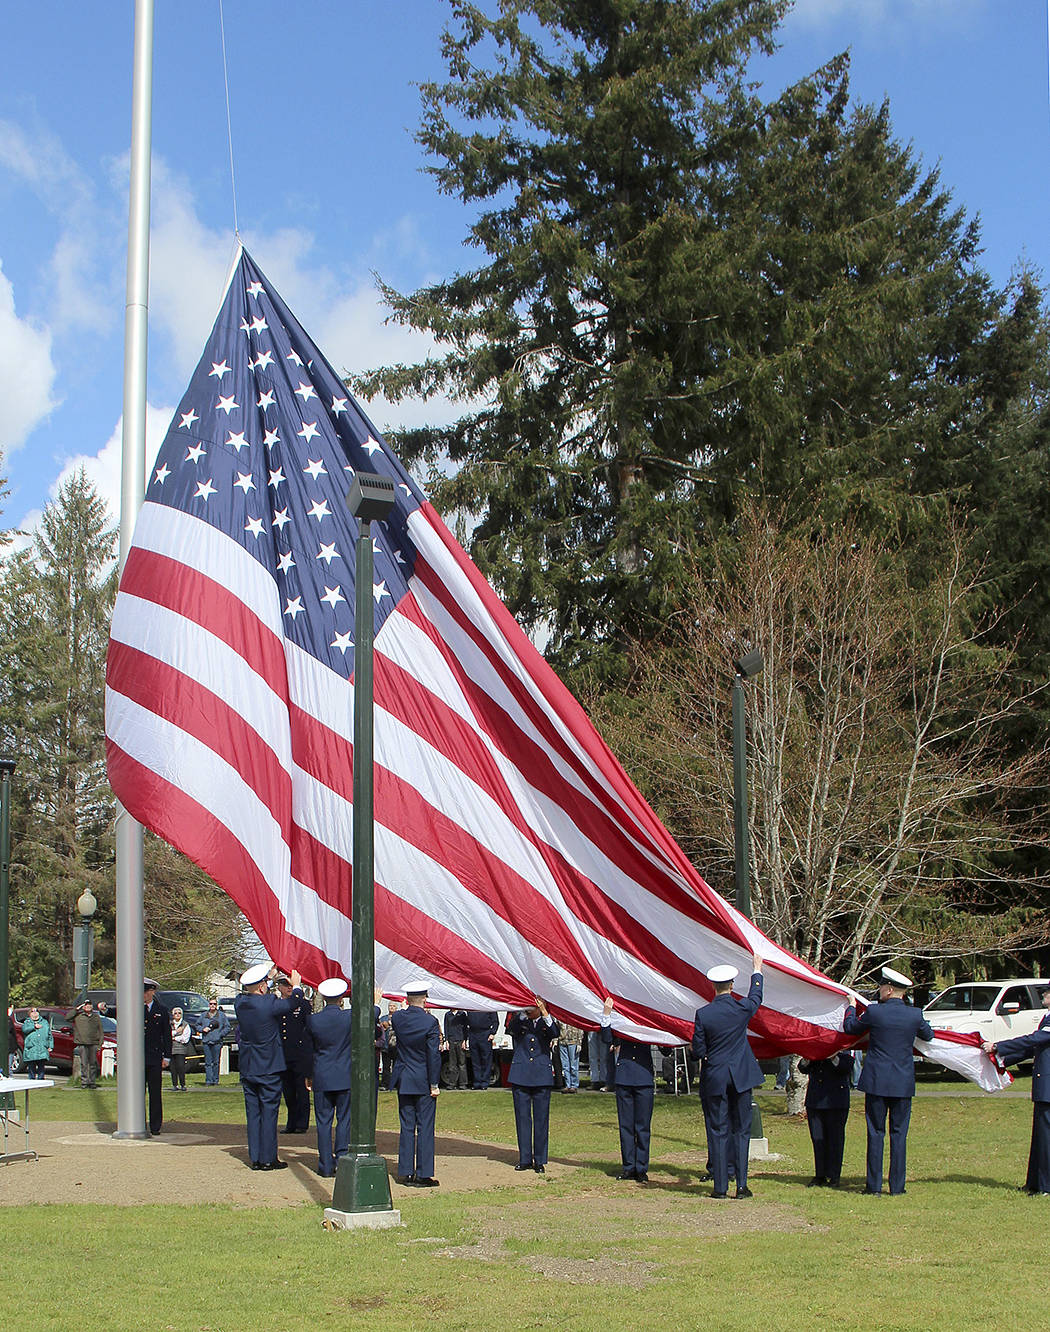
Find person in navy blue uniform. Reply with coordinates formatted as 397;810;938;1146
601;996;656;1182
235;963;302;1170
390;980;442;1186
691;955;764;1199
507;997;558;1172
843;965;933;1195
466;1010;499;1089
143;980;172;1136
306;977;352;1178
443;1008;470;1090
275;973;313;1134
797;1050;854;1187
984;983;1050;1195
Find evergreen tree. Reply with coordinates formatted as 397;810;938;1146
359;0;1044;685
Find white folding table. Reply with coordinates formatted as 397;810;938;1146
0;1076;55;1164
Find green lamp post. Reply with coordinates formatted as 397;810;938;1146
0;756;17;1105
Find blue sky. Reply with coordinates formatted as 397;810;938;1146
1;0;1048;542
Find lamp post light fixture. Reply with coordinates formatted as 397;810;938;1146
327;471;400;1229
0;756;15;1091
74;888;98;994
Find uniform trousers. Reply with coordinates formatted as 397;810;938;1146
242;1073;283;1166
615;1084;654;1175
470;1041;493;1089
313;1087;351;1176
397;1092;436;1178
512;1084;551;1167
864;1093;911;1194
1023;1103;1050;1194
282;1059;311;1131
701;1085;752;1194
808;1107;849;1183
145;1061;164;1134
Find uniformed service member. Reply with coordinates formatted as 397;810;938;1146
306;977;352;1178
798;1050;854;1187
235;963;302;1171
843;965;933;1196
466;1009;499;1089
274;973;313;1134
601;996;655;1182
507;997;558;1173
143;979;172;1136
983;983;1050;1195
390;980;441;1187
691;955;764;1199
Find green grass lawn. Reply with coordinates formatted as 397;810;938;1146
4;1076;1044;1332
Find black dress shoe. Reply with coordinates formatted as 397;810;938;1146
250;1161;262;1170
711;1191;728;1199
415;1177;439;1187
862;1186;881;1195
261;1160;288;1171
615;1171;636;1180
735;1187;753;1199
806;1177;824;1188
395;1175;416;1185
635;1172;649;1183
827;1179;841;1188
534;1164;545;1174
514;1162;533;1171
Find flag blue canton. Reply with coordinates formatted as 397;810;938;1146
147;249;424;677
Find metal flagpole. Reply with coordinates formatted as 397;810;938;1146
113;0;154;1140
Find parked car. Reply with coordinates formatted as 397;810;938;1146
11;1007;118;1075
923;979;1050;1054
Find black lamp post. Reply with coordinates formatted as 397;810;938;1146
0;757;14;1093
329;472;398;1223
731;650;764;1141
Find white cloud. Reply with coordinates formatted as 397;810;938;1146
15;402;173;546
786;0;984;31
0;260;58;453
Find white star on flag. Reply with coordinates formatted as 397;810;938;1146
194;478;217;502
316;542;340;564
283;596;304;620
307;498;332;523
233;472;255;494
216;394;238;416
303;459;327;480
186;443;206;464
209;360;230;379
245;516;265;538
320;585;345;609
179;409;200;430
331;629;353;653
154;464;171;485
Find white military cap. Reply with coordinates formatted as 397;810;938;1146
880;966;912;988
707;964;738;984
403;979;430;995
318;977;348;999
240;962;270;987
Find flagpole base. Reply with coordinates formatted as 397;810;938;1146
330;1150;396;1217
323;1205;402;1232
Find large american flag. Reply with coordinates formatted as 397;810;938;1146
105;249;1006;1088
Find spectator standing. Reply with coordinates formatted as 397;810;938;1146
72;999;103;1088
443;1008;469;1090
144;980;172;1134
559;1020;583;1093
198;998;230;1085
507;998;558;1173
169;1006;192;1090
21;1006;53;1079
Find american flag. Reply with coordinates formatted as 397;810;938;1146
104;249;1006;1088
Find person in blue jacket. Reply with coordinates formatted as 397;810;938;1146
390;980;442;1187
691;955;764;1199
197;997;230;1086
797;1050;854;1187
466;1010;499;1089
507;997;558;1173
234;963;302;1171
601;996;655;1182
843;965;933;1196
307;977;353;1178
983;983;1050;1195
